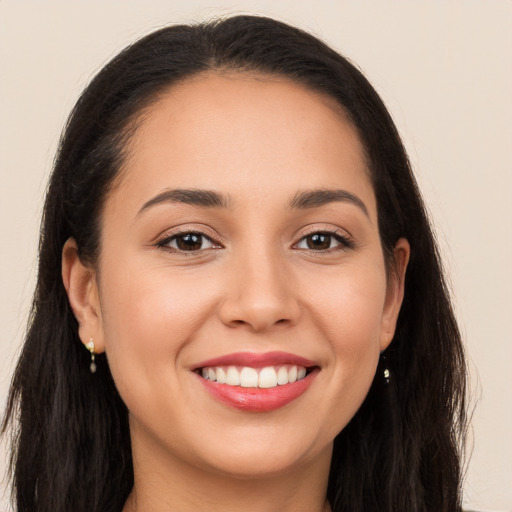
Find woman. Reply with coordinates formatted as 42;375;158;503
2;15;467;512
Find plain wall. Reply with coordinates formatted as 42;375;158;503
1;1;511;510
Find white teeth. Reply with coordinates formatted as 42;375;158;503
240;367;259;387
277;366;289;385
215;367;226;384
226;366;240;386
200;364;309;388
259;366;278;388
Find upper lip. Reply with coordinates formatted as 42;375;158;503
192;351;318;370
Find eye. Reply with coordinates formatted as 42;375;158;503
159;232;217;252
295;231;349;251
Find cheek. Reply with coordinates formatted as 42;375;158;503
303;258;388;349
299;259;387;423
97;259;219;402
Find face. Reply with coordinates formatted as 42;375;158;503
68;72;408;480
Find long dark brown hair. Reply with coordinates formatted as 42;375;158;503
2;15;467;512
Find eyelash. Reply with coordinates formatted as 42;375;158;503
155;228;354;254
294;228;354;252
156;229;221;254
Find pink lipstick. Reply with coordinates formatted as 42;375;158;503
192;351;319;412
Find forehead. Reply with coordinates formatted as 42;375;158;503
112;71;374;213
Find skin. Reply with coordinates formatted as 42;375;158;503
62;72;409;512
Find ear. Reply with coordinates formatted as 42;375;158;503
380;237;410;352
62;238;105;353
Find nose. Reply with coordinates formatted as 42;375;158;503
218;247;301;333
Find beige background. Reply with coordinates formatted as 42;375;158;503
1;1;511;510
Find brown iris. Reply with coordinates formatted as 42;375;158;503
175;233;204;251
306;233;332;250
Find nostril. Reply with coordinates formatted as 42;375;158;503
230;319;249;327
218;293;301;332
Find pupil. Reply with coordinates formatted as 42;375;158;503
308;233;330;250
177;233;202;251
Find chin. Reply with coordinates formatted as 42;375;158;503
201;451;317;480
187;428;331;480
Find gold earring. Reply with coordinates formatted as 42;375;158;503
381;353;390;385
85;338;97;373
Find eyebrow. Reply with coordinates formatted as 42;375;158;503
137;187;369;218
289;189;369;217
137;188;230;216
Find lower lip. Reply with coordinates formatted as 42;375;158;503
196;370;318;412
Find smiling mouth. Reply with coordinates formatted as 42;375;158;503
192;351;319;411
198;364;313;389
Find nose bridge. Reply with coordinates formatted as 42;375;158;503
219;238;299;331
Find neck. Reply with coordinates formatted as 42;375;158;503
124;483;332;512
